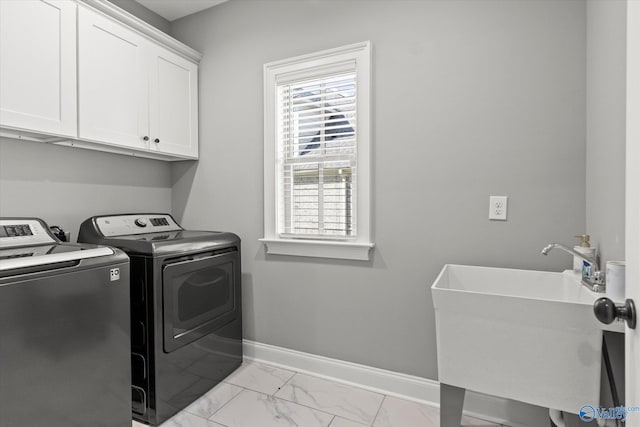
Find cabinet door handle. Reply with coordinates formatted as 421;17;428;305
143;136;149;141
154;138;160;143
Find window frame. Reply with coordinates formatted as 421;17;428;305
261;41;373;261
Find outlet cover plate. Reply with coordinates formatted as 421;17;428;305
489;196;508;221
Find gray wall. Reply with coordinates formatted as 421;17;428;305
0;138;172;241
586;0;626;267
171;0;587;380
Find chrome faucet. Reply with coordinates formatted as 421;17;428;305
541;243;605;292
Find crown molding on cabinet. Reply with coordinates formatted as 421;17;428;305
79;0;202;63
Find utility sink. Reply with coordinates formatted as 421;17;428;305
431;264;610;414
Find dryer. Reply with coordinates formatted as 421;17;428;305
78;213;242;426
0;217;131;427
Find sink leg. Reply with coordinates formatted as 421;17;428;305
440;383;465;427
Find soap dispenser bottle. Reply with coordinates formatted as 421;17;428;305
574;234;596;273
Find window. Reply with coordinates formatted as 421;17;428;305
261;42;373;260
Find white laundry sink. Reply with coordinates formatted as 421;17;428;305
431;264;607;414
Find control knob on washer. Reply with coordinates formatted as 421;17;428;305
135;218;148;227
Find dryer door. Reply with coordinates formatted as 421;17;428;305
162;249;239;353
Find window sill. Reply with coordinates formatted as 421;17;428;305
259;238;374;261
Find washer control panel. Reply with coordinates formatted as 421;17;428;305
0;219;56;248
134;218;148;228
96;214;181;236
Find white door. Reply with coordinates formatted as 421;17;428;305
77;5;149;150
0;0;77;137
148;46;199;159
626;0;639;423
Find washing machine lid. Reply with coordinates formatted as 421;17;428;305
0;218;114;272
0;244;114;272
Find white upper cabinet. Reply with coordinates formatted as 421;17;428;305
78;5;149;151
148;46;198;158
0;0;77;138
0;1;200;160
77;5;199;159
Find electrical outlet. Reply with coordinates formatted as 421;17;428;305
489;196;508;221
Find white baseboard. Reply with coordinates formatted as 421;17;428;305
243;339;548;427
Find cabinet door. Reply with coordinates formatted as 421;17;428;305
148;46;199;159
77;5;149;150
0;0;77;137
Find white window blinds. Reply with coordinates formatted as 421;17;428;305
277;72;357;239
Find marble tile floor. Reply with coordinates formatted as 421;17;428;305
132;361;505;427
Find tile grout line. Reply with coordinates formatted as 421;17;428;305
203;385;247;424
272;369;298;396
222;361;298;397
370;394;387;426
269;392;352;424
